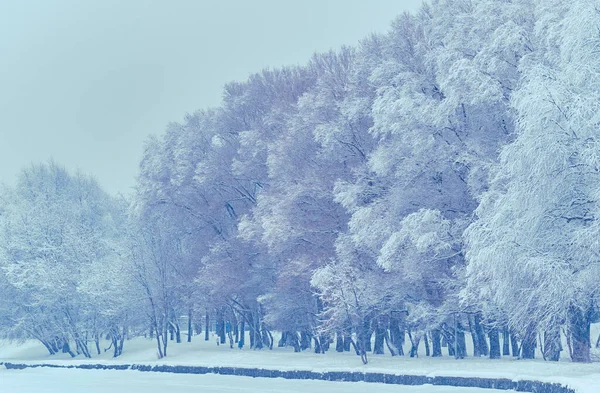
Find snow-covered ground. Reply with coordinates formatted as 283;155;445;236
0;368;501;393
1;331;600;393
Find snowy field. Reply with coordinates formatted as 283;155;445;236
0;368;502;393
2;332;600;393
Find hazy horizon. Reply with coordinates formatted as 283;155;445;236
0;0;421;196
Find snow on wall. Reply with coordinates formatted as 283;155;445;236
1;362;574;393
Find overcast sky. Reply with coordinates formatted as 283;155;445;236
0;0;422;196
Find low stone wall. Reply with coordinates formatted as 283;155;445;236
1;362;575;393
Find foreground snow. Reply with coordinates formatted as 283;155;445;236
2;333;600;392
0;368;503;393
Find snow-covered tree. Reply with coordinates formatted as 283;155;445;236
465;0;600;363
0;162;128;357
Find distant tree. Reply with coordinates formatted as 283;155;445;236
0;162;127;357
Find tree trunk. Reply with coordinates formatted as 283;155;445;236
80;339;91;358
384;329;399;356
289;332;301;352
314;336;322;354
502;327;510;356
520;326;536;359
221;320;227;345
431;329;442;357
468;315;481;357
279;331;288;348
351;336;368;364
358;317;372;353
62;340;76;358
446;340;455;356
300;331;311;351
454;318;466;359
343;332;352;352
374;324;385;355
204;311;209;341
475;314;489;356
360;349;368;364
50;337;60;354
488;327;501;359
509;329;519;357
365;331;373;352
249;320;255;348
155;325;163;358
253;313;263;349
389;318;404;356
112;335;120;357
110;326;124;358
118;326;126;357
217;312;226;344
233;314;239;344
320;334;330;353
187;310;193;343
263;328;273;350
336;331;344;352
227;321;234;348
238;319;245;349
424;333;430;356
95;334;101;355
162;321;168;357
408;330;420;357
175;322;181;343
40;340;56;355
440;325;455;356
569;306;591;362
543;327;561;361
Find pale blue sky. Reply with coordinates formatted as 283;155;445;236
0;0;421;195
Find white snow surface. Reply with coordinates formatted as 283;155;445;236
0;368;499;393
1;333;600;393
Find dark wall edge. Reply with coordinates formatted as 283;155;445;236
0;362;575;393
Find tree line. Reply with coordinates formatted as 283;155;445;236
1;0;599;364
